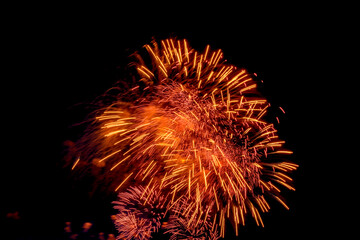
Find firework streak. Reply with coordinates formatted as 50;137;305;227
72;38;298;239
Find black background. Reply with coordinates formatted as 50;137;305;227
3;4;342;239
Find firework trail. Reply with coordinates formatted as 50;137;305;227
71;38;298;238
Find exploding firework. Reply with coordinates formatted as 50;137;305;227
113;185;166;239
71;37;298;238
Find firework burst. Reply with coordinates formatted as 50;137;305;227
113;185;166;239
71;37;298;238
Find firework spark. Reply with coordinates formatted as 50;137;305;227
71;37;298;238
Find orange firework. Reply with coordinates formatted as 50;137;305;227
71;38;298;238
113;185;166;239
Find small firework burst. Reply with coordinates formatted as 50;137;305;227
113;185;166;239
71;37;298;238
113;213;152;240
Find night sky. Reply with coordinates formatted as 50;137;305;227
3;7;335;239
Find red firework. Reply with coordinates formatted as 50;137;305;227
71;38;298;238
